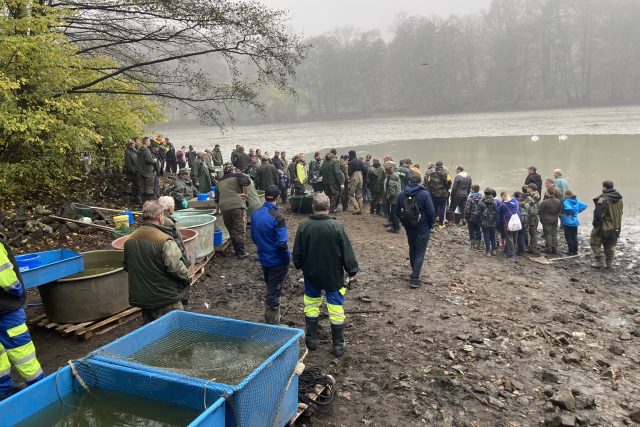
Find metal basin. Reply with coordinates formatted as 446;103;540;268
38;250;129;324
175;214;216;260
174;208;216;217
111;228;198;269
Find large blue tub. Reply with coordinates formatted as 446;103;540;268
16;249;84;289
92;311;304;427
0;359;227;426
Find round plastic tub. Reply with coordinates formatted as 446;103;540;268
196;193;210;201
16;254;40;272
175;214;216;260
174;208;215;217
111;229;198;269
38;250;129;324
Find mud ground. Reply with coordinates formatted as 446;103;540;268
25;208;640;426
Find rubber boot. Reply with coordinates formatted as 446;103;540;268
491;250;497;256
605;258;613;269
264;305;280;325
470;240;475;250
330;323;346;357
305;316;319;351
591;256;606;269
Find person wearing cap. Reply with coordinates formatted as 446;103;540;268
166;167;196;210
216;163;251;258
396;173;435;288
212;144;223;166
137;136;158;202
0;233;45;399
190;152;214;192
250;185;290;324
124;139;142;204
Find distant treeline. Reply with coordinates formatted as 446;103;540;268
189;0;640;124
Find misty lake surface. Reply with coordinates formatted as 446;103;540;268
162;106;640;228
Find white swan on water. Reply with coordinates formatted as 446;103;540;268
531;135;540;142
559;135;568;141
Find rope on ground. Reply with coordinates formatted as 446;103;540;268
298;366;337;414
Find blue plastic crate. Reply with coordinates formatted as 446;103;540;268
17;249;84;289
0;359;227;426
92;311;304;427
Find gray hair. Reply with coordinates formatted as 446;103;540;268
554;169;563;175
313;193;331;212
158;196;175;212
142;200;164;221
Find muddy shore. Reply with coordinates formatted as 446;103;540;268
22;209;640;426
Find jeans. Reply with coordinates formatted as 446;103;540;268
564;226;579;254
482;227;497;251
432;196;448;225
262;263;289;307
504;230;516;259
468;222;482;241
517;228;527;252
405;226;431;280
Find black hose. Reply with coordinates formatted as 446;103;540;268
298;367;336;414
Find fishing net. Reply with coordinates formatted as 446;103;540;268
78;311;304;426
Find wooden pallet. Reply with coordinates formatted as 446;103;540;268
189;253;214;283
29;307;141;340
288;375;335;426
214;239;231;253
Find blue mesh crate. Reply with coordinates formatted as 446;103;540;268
0;358;227;426
16;249;84;289
91;311;304;427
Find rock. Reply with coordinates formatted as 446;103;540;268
576;395;596;410
630;408;640;423
584;288;595;294
620;332;632;341
59;225;70;234
488;396;505;410
563;352;582;364
560;414;576;426
67;222;80;232
570;277;579;283
595;358;610;368
517;396;530;405
575;414;590;426
551;387;576;411
42;225;54;234
553;313;570;323
545;414;562;427
470;335;485;344
631;328;640;338
542;371;560;383
609;344;626;356
543;385;555;397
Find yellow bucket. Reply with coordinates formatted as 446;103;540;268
113;215;130;230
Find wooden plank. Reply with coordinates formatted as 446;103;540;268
75;307;141;336
63;322;93;334
214;239;231;253
28;313;47;324
55;323;73;333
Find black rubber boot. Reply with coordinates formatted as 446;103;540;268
305;316;319;351
331;324;346;357
264;305;280;325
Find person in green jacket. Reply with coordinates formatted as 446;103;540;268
211;144;224;166
383;161;401;233
191;152;214;193
367;158;385;215
137;137;158;202
590;180;623;269
123;200;190;324
293;193;359;357
320;149;344;213
216;163;251;258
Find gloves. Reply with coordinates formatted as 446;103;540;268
181;199;188;209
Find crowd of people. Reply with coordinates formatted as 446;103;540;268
117;137;624;360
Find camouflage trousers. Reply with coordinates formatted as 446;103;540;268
222;208;247;255
590;229;617;262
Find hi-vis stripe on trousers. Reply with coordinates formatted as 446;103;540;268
0;308;45;395
303;280;347;325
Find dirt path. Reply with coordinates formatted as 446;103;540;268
28;210;640;426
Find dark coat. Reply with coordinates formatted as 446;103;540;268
525;173;543;193
293;215;359;291
124;147;138;175
320;154;344;186
476;195;498;229
255;163;280;191
396;182;436;229
539;196;562;226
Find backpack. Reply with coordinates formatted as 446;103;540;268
400;191;422;227
505;204;523;232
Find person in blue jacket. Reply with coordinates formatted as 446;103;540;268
498;191;520;261
396;173;436;289
561;190;588;255
250;185;291;324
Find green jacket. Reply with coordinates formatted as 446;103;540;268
165;177;196;203
255;163;279;191
368;164;385;194
124;147;138;175
137;146;156;175
212;149;224;166
191;157;213;192
293;215;359;292
217;172;251;213
592;189;623;239
123;223;190;309
384;172;401;202
320;154;344;186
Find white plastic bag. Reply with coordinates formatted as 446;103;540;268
508;214;523;232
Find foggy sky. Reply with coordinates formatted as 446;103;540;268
259;0;492;36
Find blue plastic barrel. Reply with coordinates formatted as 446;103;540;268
121;211;134;225
196;193;210;201
15;254;40;272
214;229;223;247
210;186;217;199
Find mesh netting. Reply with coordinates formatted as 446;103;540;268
87;311;304;427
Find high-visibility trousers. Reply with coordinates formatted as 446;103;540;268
303;280;347;325
0;308;45;395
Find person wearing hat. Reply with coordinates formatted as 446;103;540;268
166;167;196;210
190;152;214;192
137;136;158;202
0;233;45;399
212;144;223;166
424;160;451;227
250;185;290;324
396;173;435;289
216;163;251;258
124;139;142;204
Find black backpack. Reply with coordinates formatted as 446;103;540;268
400;192;422;227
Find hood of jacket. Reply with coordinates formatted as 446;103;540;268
405;181;426;196
457;171;469;178
372;160;381;168
325;153;334;161
602;189;622;203
483;195;495;204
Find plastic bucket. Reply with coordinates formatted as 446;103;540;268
15;254;40;272
196;193;210;201
113;215;130;230
121;211;134;225
214;229;223;247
